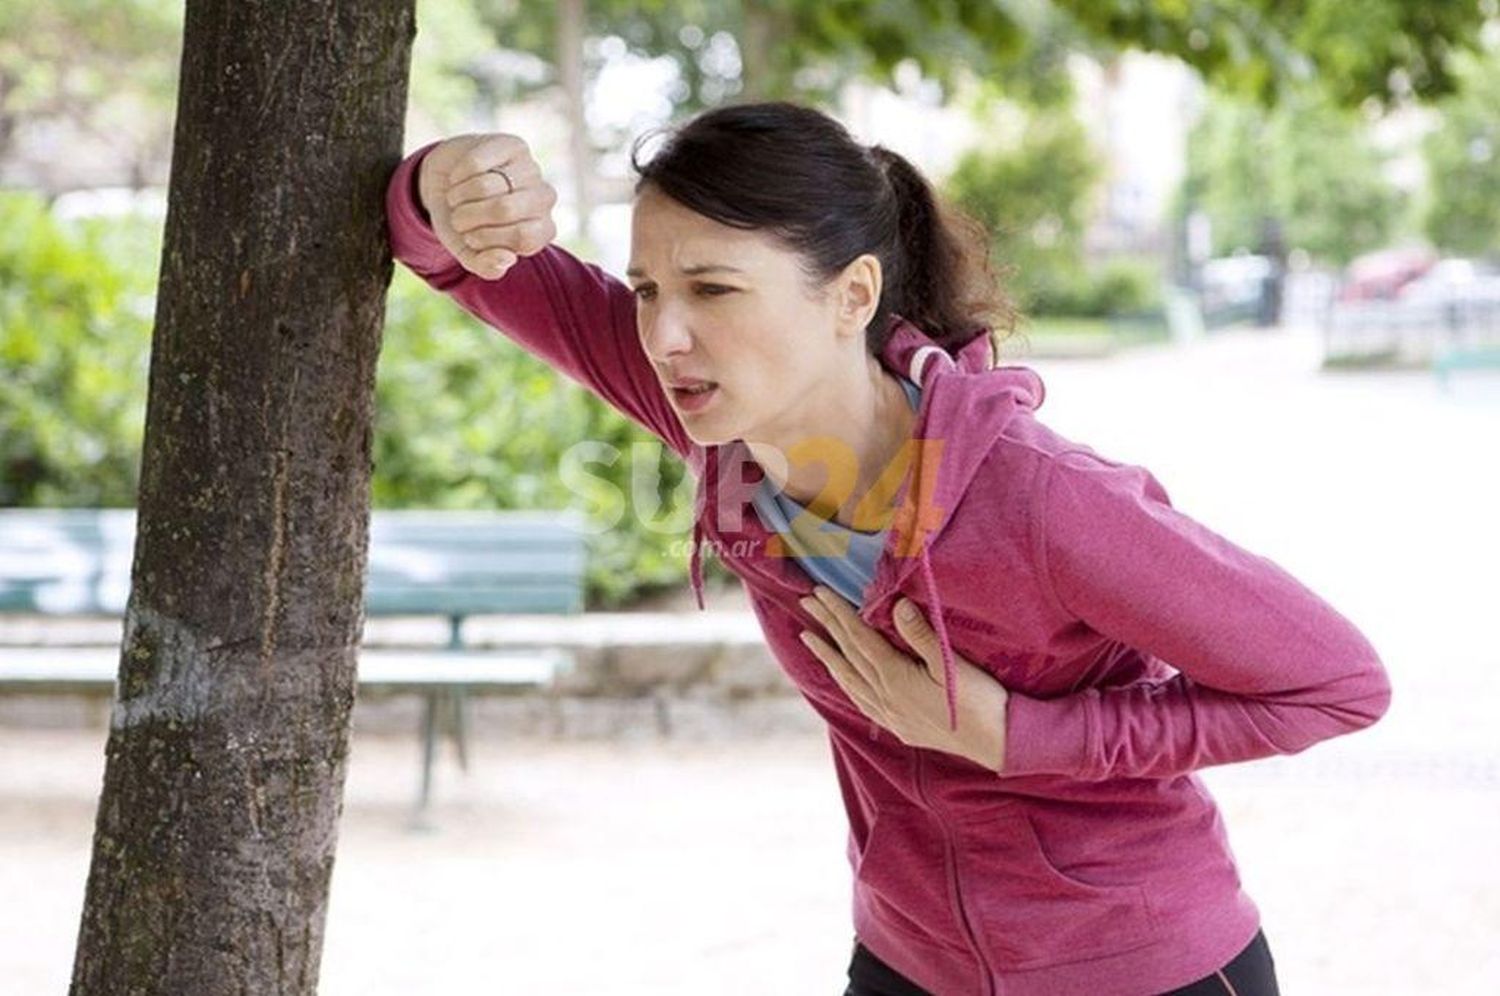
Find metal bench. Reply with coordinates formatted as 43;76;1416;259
0;507;589;828
1433;343;1500;391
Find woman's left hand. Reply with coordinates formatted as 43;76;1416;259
798;585;1010;772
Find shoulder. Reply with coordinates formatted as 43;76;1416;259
960;398;1177;537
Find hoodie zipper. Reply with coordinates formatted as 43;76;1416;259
864;348;996;988
914;748;996;995
695;338;997;988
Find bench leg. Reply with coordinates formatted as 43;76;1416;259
449;688;471;774
410;691;440;833
652;689;672;738
410;689;472;831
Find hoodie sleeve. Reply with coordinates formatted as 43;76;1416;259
385;141;694;459
1001;447;1392;781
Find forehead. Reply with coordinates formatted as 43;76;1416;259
628;187;785;271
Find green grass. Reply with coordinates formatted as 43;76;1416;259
1022;316;1115;337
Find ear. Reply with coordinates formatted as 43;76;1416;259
834;253;882;341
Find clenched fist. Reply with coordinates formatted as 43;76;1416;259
416;132;560;280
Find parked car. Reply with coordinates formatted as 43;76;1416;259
1337;247;1437;302
1199;254;1277;327
1396;257;1500;306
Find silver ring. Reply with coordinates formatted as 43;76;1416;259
486;165;515;194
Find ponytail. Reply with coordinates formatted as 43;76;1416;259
867;145;1017;364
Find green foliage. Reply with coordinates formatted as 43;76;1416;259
1181;89;1399;265
1053;0;1487;109
1180;96;1268;257
1423;45;1500;256
945;109;1107;316
409;0;499;132
0;191;155;506
1030;257;1165;318
1263;97;1401;263
943;107;1165;318
0;198;702;607
568;0;1029;108
0;1;182;111
471;0;1485;127
603;0;1489;110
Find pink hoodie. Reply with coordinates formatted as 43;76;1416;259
387;141;1392;995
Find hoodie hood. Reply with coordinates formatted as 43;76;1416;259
686;315;1046;732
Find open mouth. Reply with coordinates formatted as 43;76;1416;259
670;382;719;411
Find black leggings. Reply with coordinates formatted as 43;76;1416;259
843;927;1280;996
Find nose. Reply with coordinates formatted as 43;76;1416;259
638;302;695;364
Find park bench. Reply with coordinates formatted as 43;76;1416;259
0;507;589;828
1433;343;1500;390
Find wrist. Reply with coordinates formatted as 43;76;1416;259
412;148;436;225
960;684;1009;773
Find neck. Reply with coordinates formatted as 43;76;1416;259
746;353;917;530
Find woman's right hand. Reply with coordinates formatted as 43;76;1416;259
416;133;560;281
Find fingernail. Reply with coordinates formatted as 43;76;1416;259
800;597;816;612
898;599;918;621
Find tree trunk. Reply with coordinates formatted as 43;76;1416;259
68;2;415;994
738;3;773;100
556;0;593;243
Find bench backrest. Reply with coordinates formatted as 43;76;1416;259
0;508;589;619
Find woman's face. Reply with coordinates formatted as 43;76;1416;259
627;184;876;449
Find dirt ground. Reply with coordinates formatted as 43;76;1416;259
1;726;1496;995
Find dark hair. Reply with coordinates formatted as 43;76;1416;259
628;100;1017;362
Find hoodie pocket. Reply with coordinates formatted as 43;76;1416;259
852;807;970;953
956;808;1160;970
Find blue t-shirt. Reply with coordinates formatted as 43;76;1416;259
749;376;923;608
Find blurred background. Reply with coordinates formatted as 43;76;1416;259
1;1;1496;993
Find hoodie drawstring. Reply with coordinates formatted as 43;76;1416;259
918;542;960;732
689;519;706;611
907;345;961;732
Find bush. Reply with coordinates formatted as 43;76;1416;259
0;191;155;506
1027;257;1162;318
943;109;1103;317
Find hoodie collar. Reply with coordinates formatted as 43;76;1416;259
687;316;1046;733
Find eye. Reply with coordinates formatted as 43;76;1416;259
631;285;657;301
695;284;735;297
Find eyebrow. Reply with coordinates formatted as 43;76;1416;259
624;263;746;280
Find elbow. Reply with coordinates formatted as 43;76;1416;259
1249;653;1393;760
1337;655;1393;731
1363;661;1393;727
1326;617;1393;731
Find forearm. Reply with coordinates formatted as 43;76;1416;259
1001;663;1390;781
1015;446;1393;781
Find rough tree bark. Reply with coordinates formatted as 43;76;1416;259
556;0;593;243
69;2;416;993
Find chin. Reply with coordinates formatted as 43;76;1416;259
674;392;740;447
683;421;735;447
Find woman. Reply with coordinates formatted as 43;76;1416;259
385;100;1390;995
